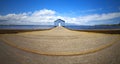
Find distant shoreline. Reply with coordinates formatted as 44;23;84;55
0;29;53;34
69;29;120;34
0;28;120;34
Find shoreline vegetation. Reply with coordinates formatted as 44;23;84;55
0;24;120;34
95;23;120;26
0;28;120;34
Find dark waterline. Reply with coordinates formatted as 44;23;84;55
0;25;120;30
65;25;120;30
0;25;54;30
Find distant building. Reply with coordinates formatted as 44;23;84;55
54;19;65;27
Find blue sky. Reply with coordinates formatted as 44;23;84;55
0;0;120;25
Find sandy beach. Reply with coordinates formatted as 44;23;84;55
0;27;120;64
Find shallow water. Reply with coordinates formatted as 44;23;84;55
65;25;120;30
0;25;54;30
0;25;120;30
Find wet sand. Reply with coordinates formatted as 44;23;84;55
0;27;120;64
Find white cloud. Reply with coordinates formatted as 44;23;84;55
0;9;120;25
80;8;102;13
77;12;120;22
32;9;56;16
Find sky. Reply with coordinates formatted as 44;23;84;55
0;0;120;25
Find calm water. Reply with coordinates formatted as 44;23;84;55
0;25;120;30
0;25;54;30
65;25;120;30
